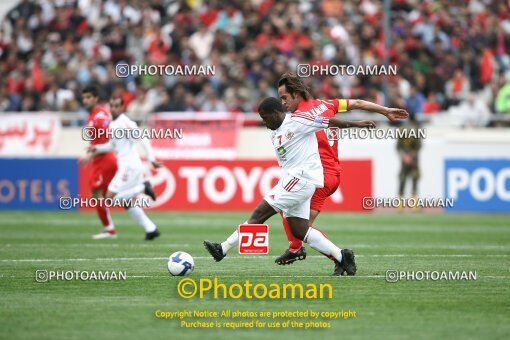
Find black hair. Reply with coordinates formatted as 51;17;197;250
82;85;99;98
258;97;284;113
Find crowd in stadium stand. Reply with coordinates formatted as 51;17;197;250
1;0;510;126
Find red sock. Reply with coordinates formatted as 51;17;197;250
311;226;335;262
96;206;114;234
280;212;303;252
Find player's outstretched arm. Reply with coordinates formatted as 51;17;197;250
140;137;163;168
328;118;376;129
78;153;93;165
346;99;409;122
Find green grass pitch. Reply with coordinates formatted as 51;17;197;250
1;211;509;339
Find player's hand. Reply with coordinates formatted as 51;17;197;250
151;161;163;169
356;120;376;129
78;154;92;165
384;108;409;122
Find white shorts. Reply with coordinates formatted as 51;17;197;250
264;175;316;219
108;165;144;194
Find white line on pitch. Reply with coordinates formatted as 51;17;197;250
2;274;507;279
3;244;190;248
2;254;509;262
117;275;510;279
2;243;507;251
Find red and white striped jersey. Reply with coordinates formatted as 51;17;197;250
294;98;349;177
270;112;330;188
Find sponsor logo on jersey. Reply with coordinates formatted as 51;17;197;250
285;130;294;141
277;146;287;157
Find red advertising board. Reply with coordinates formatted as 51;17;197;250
79;160;372;212
0;114;61;155
148;113;241;160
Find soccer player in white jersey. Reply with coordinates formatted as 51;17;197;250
89;97;162;240
204;97;376;276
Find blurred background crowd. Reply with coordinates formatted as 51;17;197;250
1;0;510;126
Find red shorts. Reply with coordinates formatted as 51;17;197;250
89;153;117;193
310;172;340;212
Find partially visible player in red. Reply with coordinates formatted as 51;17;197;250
275;73;408;266
78;86;119;239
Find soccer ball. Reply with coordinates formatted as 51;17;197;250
167;251;194;276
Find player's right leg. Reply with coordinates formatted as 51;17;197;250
90;188;117;239
90;163;117;239
410;166;421;212
203;199;277;262
282;185;356;276
113;181;155;202
108;166;160;240
285;215;356;276
91;155;118;239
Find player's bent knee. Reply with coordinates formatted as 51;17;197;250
290;229;307;241
248;200;277;224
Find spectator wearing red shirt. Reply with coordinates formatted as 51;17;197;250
423;93;442;115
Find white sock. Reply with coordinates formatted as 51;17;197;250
221;221;248;255
304;227;342;263
114;183;145;201
221;230;239;255
128;206;157;233
105;210;115;231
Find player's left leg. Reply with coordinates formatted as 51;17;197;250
398;166;410;212
126;204;160;240
276;173;339;265
411;166;420;197
275;213;308;265
204;199;278;262
204;175;310;262
91;187;116;239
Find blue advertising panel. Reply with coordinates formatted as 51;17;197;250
0;158;78;210
445;159;510;212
